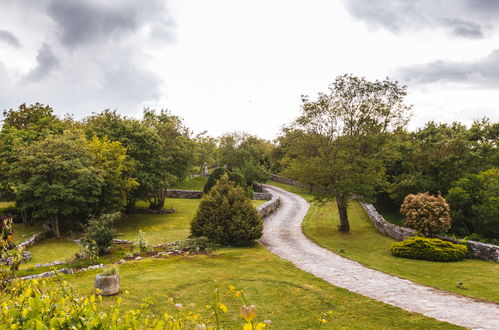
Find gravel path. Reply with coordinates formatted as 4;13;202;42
260;185;499;330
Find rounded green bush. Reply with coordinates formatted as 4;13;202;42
192;174;262;246
391;236;468;262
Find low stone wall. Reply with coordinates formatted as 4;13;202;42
256;188;280;218
165;189;273;201
17;231;48;250
253;192;273;200
360;203;416;241
165;189;203;199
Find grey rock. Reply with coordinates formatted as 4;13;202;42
94;274;120;296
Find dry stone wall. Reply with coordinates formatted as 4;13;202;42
165;189;273;201
256;188;280;218
165;189;203;199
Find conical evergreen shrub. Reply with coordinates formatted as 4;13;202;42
191;174;262;246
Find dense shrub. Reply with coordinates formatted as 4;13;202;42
447;168;499;239
203;167;249;195
81;213;119;256
391;237;468;262
192;174;262;246
400;193;451;237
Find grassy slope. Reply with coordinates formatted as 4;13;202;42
65;218;458;329
12;223;43;245
268;180;499;304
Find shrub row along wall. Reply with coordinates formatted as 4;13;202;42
360;202;499;263
272;174;499;263
165;189;273;201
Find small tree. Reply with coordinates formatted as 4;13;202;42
203;167;248;194
400;193;451;237
81;213;119;256
191;174;262;246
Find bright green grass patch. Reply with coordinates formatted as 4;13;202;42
172;176;207;190
12;223;43;245
116;199;200;245
269;181;499;303
116;199;265;245
64;246;459;329
21;237;80;269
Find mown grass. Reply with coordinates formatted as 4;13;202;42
172;176;207;190
268;180;499;304
64;247;459;328
21;237;80;268
12;190;460;327
117;199;265;245
12;223;43;245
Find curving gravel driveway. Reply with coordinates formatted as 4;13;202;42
260;184;499;330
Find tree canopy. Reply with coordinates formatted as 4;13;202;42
281;74;412;232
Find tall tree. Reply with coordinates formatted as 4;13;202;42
14;131;104;236
283;74;411;232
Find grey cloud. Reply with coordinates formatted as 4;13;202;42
24;44;59;82
0;0;174;117
396;50;499;86
47;0;173;48
343;0;497;39
441;18;484;39
0;30;20;47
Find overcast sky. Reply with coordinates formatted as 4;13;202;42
1;0;498;140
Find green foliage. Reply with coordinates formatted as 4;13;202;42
239;161;271;186
13;131;103;236
100;265;119;276
282;74;411;232
137;229;149;253
382;119;498;208
400;193;452;237
192;174;263;246
447;168;499;239
82;213;119;256
203;167;249;195
84;109;195;211
391;237;468;262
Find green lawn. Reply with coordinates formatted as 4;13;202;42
117;199;265;245
12;222;43;245
268;180;499;304
172;176;207;190
21;237;80;268
64;246;458;329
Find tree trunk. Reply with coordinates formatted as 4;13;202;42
336;195;350;232
52;214;61;238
